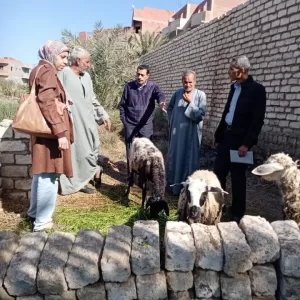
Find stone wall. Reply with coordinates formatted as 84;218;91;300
0;119;31;201
141;0;300;156
0;217;299;299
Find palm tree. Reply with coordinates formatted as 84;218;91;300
61;22;138;109
128;31;169;57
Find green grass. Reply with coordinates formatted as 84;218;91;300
10;107;178;237
0;99;19;122
18;203;178;237
54;205;177;235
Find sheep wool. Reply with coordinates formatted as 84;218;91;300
252;153;300;224
177;170;225;225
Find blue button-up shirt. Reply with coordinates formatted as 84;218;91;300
225;82;241;126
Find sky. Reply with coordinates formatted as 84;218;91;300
0;0;187;65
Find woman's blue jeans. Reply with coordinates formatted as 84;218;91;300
28;173;58;231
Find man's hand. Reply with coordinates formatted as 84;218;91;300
182;92;192;103
104;119;112;131
238;145;248;157
160;101;167;113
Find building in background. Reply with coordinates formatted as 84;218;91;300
162;0;248;38
78;27;132;42
131;7;175;34
0;57;34;84
78;0;247;40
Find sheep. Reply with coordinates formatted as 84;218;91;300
252;152;300;223
125;137;169;218
177;170;228;225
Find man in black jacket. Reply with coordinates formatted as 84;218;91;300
213;56;267;223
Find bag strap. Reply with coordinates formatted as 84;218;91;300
30;65;45;95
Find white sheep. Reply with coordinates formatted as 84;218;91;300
252;152;300;223
177;169;227;225
125;137;169;218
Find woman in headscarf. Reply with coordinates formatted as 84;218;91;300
27;40;73;232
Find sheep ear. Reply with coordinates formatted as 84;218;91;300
182;178;192;187
207;186;228;194
252;163;284;176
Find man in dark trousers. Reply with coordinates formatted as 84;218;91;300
213;55;267;223
119;64;166;175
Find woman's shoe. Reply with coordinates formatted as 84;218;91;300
33;222;65;232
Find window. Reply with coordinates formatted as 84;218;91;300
135;26;141;33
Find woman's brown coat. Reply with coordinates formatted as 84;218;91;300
29;60;74;177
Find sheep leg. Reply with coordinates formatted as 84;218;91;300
142;181;147;207
125;172;134;197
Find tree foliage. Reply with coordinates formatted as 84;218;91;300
128;30;168;57
61;23;168;109
62;22;137;109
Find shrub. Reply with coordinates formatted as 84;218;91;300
0;99;19;121
0;79;28;99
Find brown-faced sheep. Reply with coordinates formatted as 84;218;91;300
125;137;169;218
177;170;227;225
252;152;300;224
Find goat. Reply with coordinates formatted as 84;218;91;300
252;152;300;224
125;137;169;218
177;170;227;225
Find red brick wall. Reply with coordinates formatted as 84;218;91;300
78;32;88;42
141;21;167;33
213;0;248;18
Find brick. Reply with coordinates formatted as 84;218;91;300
290;122;300;129
249;265;277;297
101;225;132;282
2;178;14;189
4;232;47;296
14;179;32;191
14;131;30;139
1;166;28;178
15;155;32;165
0;141;26;152
0;154;14;164
65;230;105;289
165;221;196;272
4;192;28;201
287;114;297;121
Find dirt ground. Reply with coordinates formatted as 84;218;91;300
0;134;284;232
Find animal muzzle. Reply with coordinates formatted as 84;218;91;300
189;206;200;219
146;197;169;218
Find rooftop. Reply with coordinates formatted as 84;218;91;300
133;7;175;23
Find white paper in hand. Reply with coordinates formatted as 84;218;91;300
230;150;254;165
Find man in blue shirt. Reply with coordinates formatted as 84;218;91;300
119;65;166;175
213;56;267;223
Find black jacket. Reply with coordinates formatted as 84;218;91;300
214;75;266;149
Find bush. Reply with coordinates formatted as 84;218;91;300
61;22;169;110
0;79;28;99
0;99;19;121
62;24;137;110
